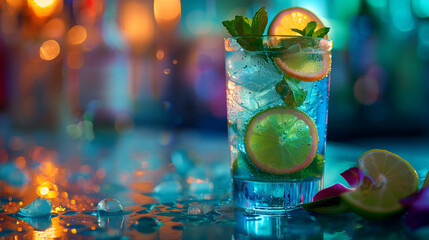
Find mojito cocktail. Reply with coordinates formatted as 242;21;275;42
224;7;332;211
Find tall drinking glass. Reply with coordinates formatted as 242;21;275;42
225;36;332;212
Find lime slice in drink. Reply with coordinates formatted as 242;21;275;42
244;107;318;175
341;149;418;219
268;7;332;82
268;7;328;38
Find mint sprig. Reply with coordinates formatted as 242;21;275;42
276;76;308;108
222;7;268;51
223;8;327;109
251;7;268;35
291;21;330;38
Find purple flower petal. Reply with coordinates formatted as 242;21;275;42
312;183;352;202
340;167;363;187
400;192;419;208
404;187;429;210
402;187;429;230
340;167;376;189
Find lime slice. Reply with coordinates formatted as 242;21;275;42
268;7;328;38
341;149;418;219
244;107;318;175
273;49;332;82
267;7;332;82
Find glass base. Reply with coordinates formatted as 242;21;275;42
233;178;323;214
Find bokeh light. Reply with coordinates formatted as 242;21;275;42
27;0;62;18
36;181;59;198
156;49;165;60
68;25;87;45
154;0;181;30
40;186;49;195
119;1;154;52
40;39;60;61
34;0;54;8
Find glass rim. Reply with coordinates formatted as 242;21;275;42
224;35;332;42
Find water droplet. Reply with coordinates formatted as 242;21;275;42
96;198;124;215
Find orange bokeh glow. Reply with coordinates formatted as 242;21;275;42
156;49;165;60
119;1;154;52
68;25;87;45
27;0;62;18
37;181;59;198
40;39;60;61
154;0;181;30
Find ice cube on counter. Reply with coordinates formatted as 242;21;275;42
18;197;52;217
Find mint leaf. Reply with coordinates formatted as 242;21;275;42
251;7;268;35
222;20;238;36
286;77;308;107
234;16;252;36
221;7;268;51
276;77;308;108
291;21;330;38
314;27;330;38
303;21;318;36
291;28;305;35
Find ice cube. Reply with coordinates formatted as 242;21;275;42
171;150;194;177
96;198;124;215
187;206;203;215
153;181;182;195
227;81;283;135
226;50;283;91
18;197;52;217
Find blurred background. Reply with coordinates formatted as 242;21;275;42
0;0;429;140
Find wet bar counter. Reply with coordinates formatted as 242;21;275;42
1;128;428;239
